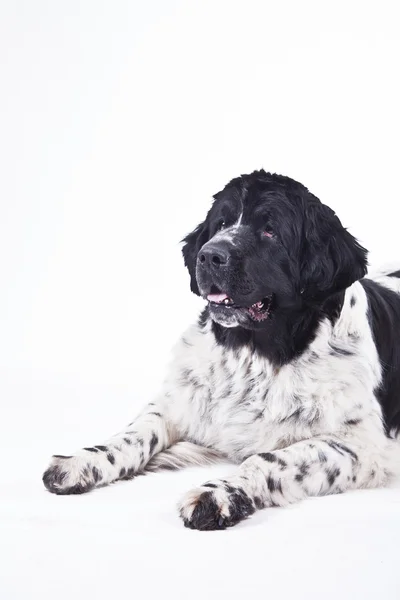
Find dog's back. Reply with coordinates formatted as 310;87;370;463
362;268;400;436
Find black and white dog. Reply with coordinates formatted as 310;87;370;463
43;170;400;530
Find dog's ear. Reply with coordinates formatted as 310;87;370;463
181;220;209;296
300;198;368;301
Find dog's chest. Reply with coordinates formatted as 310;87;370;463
169;321;378;460
185;352;321;458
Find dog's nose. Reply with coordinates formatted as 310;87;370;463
198;245;229;268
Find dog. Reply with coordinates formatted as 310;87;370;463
43;170;400;530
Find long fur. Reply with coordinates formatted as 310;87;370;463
42;170;400;530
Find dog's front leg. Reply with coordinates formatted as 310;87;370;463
43;401;178;495
179;435;389;530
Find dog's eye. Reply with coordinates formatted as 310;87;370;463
217;219;226;231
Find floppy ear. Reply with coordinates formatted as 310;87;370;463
300;199;368;301
181;220;209;296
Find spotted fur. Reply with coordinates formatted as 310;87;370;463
43;171;400;530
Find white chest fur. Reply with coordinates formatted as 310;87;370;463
162;282;384;461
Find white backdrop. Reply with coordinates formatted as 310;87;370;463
1;2;400;599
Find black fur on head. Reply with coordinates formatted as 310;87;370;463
181;170;368;363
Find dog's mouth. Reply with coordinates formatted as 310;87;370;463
206;292;274;322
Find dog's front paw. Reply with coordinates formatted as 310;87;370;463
42;455;102;495
178;481;255;530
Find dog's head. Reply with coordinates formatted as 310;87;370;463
182;170;368;329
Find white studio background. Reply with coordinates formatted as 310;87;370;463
0;3;399;599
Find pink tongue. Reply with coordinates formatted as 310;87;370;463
207;293;229;304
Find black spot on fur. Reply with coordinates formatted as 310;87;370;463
225;484;236;494
298;461;309;476
259;452;287;468
84;447;98;453
149;433;158;455
295;473;304;483
350;296;356;307
254;496;264;509
267;476;282;494
123;437;132;445
95;445;108;452
92;466;102;483
107;453;115;465
148;412;162;417
318;449;328;463
52;455;72;459
325;440;358;462
203;482;217;488
259;452;277;462
345;418;361;426
254;410;264;421
388;270;400;278
119;467;126;478
329;342;354;357
326;466;341;487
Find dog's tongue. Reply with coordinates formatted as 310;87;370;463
207;293;229;304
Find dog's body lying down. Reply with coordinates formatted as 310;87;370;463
43;170;400;530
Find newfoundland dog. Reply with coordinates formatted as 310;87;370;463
43;170;400;530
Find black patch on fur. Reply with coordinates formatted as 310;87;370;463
295;473;304;483
328;342;354;357
258;452;277;463
123;437;132;445
267;476;282;494
203;482;218;488
361;278;400;435
225;484;236;494
318;449;328;463
254;496;264;509
84;447;98;453
148;412;162;417
298;461;309;476
149;433;158;455
92;466;102;483
325;440;358;462
52;455;72;459
388;270;400;278
94;445;108;452
259;452;287;468
119;467;126;478
326;466;341;487
125;467;135;479
345;418;361;426
107;453;115;465
350;296;356;307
